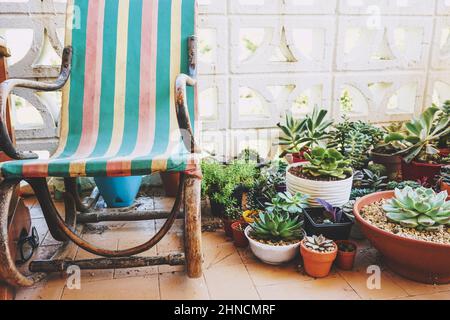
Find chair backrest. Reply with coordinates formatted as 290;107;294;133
57;0;197;163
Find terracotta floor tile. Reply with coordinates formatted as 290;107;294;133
386;270;450;296
15;276;66;300
204;264;260;300
160;272;209;300
338;256;409;300
32;218;50;246
203;242;243;270
74;239;118;282
256;276;360;300
154;197;175;210
246;261;311;287
114;239;158;278
29;206;44;219
61;275;160;300
400;291;450;300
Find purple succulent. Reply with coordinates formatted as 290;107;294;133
316;198;343;223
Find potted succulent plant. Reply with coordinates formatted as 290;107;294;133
370;123;408;180
354;187;450;284
265;191;309;217
231;221;249;248
300;235;338;278
304;199;353;240
286;147;354;207
439;166;450;193
335;240;357;270
245;211;305;265
400;107;450;183
278;107;332;163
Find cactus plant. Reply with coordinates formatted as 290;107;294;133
303;235;336;253
382;187;450;231
250;211;304;242
302;147;353;180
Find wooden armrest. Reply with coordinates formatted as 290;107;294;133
0;37;11;58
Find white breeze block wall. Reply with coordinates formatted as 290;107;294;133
0;0;449;158
197;0;450;160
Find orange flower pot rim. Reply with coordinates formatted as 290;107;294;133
300;238;338;255
354;191;450;249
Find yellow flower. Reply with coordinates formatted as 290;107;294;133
243;210;259;224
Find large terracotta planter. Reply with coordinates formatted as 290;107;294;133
370;151;402;181
401;160;443;184
354;191;450;284
300;239;337;278
287;162;353;207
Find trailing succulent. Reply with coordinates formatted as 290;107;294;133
266;192;309;216
316;199;344;224
303;235;336;253
302;147;353;180
250;211;304;243
383;187;450;231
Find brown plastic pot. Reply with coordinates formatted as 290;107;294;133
300;239;337;278
160;172;180;197
354;191;450;284
231;222;249;248
335;240;357;271
370;151;402;181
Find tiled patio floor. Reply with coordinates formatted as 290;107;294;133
15;196;450;300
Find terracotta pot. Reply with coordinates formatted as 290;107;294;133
335;240;357;271
401;160;443;184
160;172;180;197
300;239;337;278
222;217;240;238
370;151;402;181
231;222;249;248
441;181;450;193
354;191;450;284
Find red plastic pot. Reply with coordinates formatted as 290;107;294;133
401;160;443;184
335;240;357;271
300;239;337;278
222;217;242;238
292;150;309;163
354;191;450;284
231;222;249;248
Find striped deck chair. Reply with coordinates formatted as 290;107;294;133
0;0;202;288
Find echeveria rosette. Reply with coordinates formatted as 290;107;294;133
382;187;450;231
303;147;353;180
250;212;304;242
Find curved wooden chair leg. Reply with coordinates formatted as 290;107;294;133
184;176;203;278
27;176;186;258
0;180;43;287
64;178;99;213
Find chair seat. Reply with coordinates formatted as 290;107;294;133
0;142;196;179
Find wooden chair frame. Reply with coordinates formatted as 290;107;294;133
0;35;203;288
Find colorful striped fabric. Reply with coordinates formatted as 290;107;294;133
1;0;198;179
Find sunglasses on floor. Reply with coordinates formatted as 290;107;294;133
16;227;39;264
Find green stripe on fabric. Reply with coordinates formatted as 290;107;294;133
84;0;120;176
117;0;143;156
131;0;173;174
47;0;89;176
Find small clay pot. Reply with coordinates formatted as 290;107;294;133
402;160;443;185
335;240;357;271
370;151;402;181
300;239;337;278
231;222;249;248
441;181;450;193
222;217;241;238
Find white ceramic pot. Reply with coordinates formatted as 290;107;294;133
286;162;353;208
245;226;302;265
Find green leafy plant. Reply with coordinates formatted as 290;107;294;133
303;235;336;253
350;188;376;200
265;192;309;215
383;187;450;231
250;211;304;242
401;106;450;163
438;101;450;148
277;113;306;157
301;147;353;180
201;159;257;217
